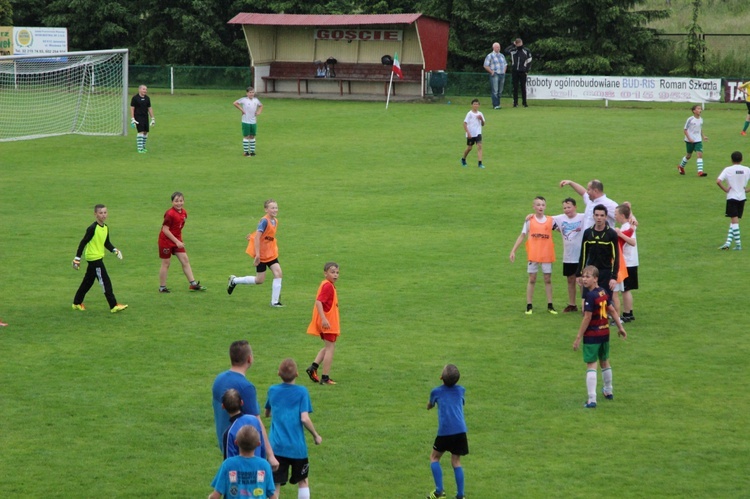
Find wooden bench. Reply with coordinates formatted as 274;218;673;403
261;61;422;96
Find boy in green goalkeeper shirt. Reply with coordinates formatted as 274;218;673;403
71;204;128;313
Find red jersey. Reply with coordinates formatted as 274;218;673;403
583;286;610;344
158;207;187;246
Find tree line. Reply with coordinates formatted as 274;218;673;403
4;0;674;75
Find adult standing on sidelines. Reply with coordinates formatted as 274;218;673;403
559;179;618;229
483;42;507;110
505;38;532;108
716;151;750;250
233;86;263;157
130;84;155;153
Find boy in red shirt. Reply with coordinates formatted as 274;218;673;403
305;262;340;385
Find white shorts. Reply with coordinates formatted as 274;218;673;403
613;281;625;292
527;262;553;274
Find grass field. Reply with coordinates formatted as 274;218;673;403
1;90;749;498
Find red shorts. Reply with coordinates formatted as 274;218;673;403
320;333;338;343
159;245;186;259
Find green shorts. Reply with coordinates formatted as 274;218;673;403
583;341;610;364
242;123;258;137
685;141;703;154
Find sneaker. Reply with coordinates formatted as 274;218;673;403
250;152;256;157
697;171;707;177
227;275;236;295
525;308;533;315
427;491;447;499
478;164;485;169
138;150;147;154
494;106;500;110
677;165;685;175
621;315;631;323
158;287;171;293
456;496;467;499
320;376;337;385
189;281;206;291
584;401;597;408
733;246;743;251
563;305;578;313
111;304;128;313
460;158;467;167
270;302;284;308
719;244;730;250
243;151;250;157
72;303;86;311
547;307;558;315
742;131;747;136
305;366;320;383
602;389;614;400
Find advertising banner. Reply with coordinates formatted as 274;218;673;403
526;75;722;103
11;27;68;55
724;79;747;103
0;27;11;56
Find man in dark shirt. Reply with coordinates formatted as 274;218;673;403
505;38;533;108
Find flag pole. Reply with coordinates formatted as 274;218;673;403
386;70;394;109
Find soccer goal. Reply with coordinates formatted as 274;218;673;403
0;49;129;142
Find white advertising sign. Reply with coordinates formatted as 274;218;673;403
12;27;68;55
526;75;722;103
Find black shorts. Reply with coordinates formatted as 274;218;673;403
135;116;150;133
433;432;469;456
624;266;639;291
562;262;578;277
257;258;280;273
466;134;482;146
272;455;309;486
725;199;745;219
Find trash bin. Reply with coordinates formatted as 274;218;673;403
429;71;447;96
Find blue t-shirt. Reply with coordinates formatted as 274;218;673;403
429;384;467;436
264;383;313;459
226;415;265;459
211;455;275;499
213;370;261;451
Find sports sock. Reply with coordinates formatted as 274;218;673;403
272;278;282;303
733;224;741;247
602;367;613;394
249;139;256;154
233;276;256;285
454;466;465;497
697;158;704;172
744;121;749;132
297;486;310;499
311;362;319;370
586;369;597;403
725;224;735;247
143;135;148;150
243;139;249;153
680;157;688;168
430;461;443;493
137;133;145;151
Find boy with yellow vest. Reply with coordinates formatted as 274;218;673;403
227;199;283;307
510;196;558;315
305;262;340;385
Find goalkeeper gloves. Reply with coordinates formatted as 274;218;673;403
150;118;156;126
113;249;123;260
130;118;138;128
72;257;81;270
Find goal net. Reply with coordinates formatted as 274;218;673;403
0;49;128;141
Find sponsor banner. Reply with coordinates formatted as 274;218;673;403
725;79;747;103
526;75;722;103
314;28;402;42
0;27;11;56
12;27;68;55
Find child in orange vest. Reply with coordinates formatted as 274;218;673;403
305;262;340;385
227;199;283;307
510;196;558;315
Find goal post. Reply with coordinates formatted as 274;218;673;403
0;49;129;142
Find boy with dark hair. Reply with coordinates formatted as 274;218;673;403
573;266;627;408
552;197;586;312
461;99;485;169
614;204;638;322
578;204;620;298
716;151;750;250
71;204;128;313
221;389;278;471
209;425;275;499
305;262;341;385
265;358;322;499
426;364;468;499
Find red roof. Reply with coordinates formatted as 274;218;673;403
228;13;424;26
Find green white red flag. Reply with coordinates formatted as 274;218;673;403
392;52;403;79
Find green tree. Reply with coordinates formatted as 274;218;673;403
9;0;45;26
43;0;133;51
685;0;706;76
0;0;12;26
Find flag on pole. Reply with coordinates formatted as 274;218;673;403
392;52;403;79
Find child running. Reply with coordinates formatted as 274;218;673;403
461;98;485;169
227;199;283;307
158;191;205;293
305;262;340;386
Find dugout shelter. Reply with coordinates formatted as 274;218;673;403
227;13;449;97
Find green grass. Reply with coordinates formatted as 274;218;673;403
1;90;749;497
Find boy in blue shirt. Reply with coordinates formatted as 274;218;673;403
427;364;468;499
265;358;322;499
209;425;275;499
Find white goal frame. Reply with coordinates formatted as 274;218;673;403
0;49;129;141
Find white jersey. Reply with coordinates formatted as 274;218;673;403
717;164;750;201
620;222;639;267
684;116;703;143
464;110;484;138
552;213;586;263
582;193;617;229
236;97;262;124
